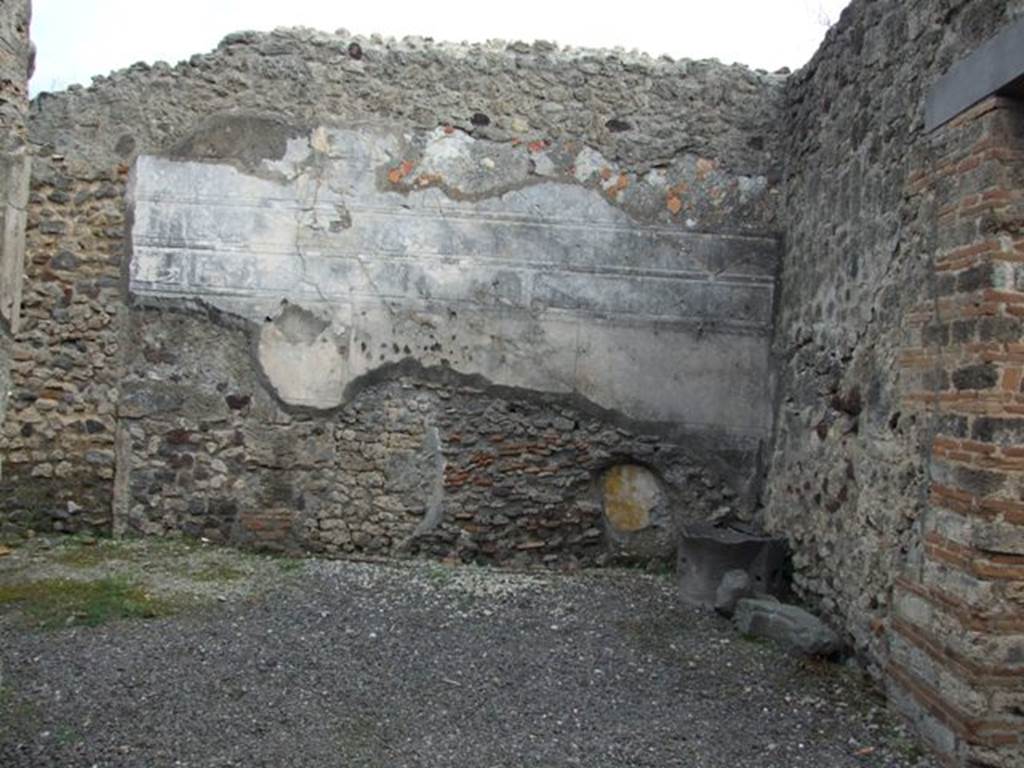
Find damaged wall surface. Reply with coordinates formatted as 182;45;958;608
0;0;31;454
129;124;777;430
3;1;1024;764
3;29;783;563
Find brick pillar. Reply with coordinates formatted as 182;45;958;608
897;96;1024;767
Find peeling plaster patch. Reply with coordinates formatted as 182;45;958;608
257;302;350;409
602;464;661;532
376;125;772;230
129;127;779;434
310;126;331;154
169;112;301;177
600;464;675;560
410;127;532;197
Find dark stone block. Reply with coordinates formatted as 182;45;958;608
38;220;66;235
935;273;957;296
831;386;862;416
953;466;1006;496
979;316;1023;343
120;382;184;418
115;134;137;158
952;363;998;390
972;417;1024;445
734;599;840;657
952;320;977;343
164;429;194;445
921;323;950;346
605;118;631;132
714;569;753;617
677;524;789;607
50;251;79;272
956;264;994;293
261;478;294;505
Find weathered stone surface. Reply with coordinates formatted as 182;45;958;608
763;3;1024;763
0;0;31;449
734;598;841;657
677;523;788;607
714;569;753;617
29;30;785;180
0;151;30;333
109;305;754;566
763;0;1023;672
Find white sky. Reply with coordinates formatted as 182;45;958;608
30;0;851;96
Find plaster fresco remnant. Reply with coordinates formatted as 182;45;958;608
602;464;660;533
0;0;32;446
128;124;778;432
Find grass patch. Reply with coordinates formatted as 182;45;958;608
0;577;173;629
274;556;304;573
52;540;129;568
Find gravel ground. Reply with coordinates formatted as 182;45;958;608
0;539;935;768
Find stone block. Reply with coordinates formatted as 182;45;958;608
714;569;753;617
733;598;841;657
677;523;788;607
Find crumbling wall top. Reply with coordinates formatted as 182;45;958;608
29;26;786;180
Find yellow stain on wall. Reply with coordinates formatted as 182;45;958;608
602;464;658;532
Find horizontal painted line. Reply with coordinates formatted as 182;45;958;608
131;197;781;246
130;244;778;286
129;282;773;335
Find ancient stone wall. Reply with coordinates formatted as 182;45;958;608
3;3;1024;763
0;0;31;481
3;29;784;559
764;0;1024;763
894;94;1024;768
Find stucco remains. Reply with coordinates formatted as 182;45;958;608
0;0;31;444
128;123;777;432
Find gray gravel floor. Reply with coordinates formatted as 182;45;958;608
0;545;935;768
